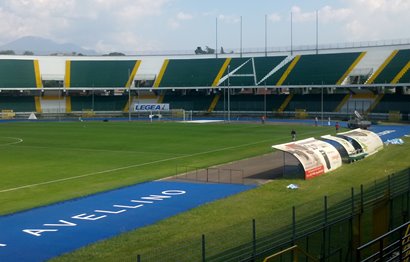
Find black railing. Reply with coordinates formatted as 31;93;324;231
356;221;410;262
137;168;410;261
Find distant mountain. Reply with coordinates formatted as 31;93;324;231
0;36;98;55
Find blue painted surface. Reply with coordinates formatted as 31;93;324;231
368;125;410;142
0;181;254;262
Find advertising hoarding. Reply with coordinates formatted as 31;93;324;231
273;138;342;179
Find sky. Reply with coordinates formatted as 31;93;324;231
0;0;409;54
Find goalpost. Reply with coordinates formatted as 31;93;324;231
170;109;192;122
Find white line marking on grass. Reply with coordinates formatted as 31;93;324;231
0;129;322;193
0;137;23;146
13;145;188;156
0;140;272;193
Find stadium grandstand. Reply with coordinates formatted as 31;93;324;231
0;40;409;121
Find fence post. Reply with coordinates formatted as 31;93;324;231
360;184;364;214
137;254;141;262
202;234;206;262
306;235;310;262
388;175;393;230
292;206;296;245
407;170;410;221
322;196;328;261
359;184;364;246
292;206;296;262
351;187;355;215
252;219;256;260
350;187;355;262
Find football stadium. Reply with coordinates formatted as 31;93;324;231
1;38;410;262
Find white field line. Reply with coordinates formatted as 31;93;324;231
12;145;188;157
0;137;23;146
0;130;322;193
0;140;271;193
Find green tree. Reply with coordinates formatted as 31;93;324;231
0;50;15;55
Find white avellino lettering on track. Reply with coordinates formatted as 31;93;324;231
23;229;58;237
141;195;171;201
113;204;143;209
162;190;186;195
130;200;153;204
95;209;126;214
44;220;77;227
377;130;396;136
72;213;107;221
13;189;187;242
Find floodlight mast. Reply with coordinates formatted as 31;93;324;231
228;65;231;122
128;69;131;122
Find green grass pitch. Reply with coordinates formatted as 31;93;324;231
0;121;327;215
0;121;408;261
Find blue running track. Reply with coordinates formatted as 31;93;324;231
368;125;410;142
0;181;255;262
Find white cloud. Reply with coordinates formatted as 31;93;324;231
290;5;351;23
167;11;193;30
168;18;180;29
177;11;193;20
0;0;409;52
267;13;281;22
341;0;410;41
319;5;352;22
0;0;170;51
201;10;217;17
287;1;410;42
291;6;315;22
218;14;240;24
94;31;159;54
350;0;410;13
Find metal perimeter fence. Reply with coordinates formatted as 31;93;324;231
134;167;410;262
2;110;409;123
173;166;245;184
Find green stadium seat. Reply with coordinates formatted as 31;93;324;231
68;60;138;88
0;60;38;88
